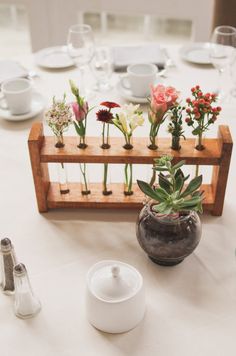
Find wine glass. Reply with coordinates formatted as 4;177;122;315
67;24;95;98
230;52;236;97
210;25;236;99
90;47;113;92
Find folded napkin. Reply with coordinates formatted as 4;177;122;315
112;44;166;72
0;60;28;85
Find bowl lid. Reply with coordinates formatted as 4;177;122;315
87;260;143;303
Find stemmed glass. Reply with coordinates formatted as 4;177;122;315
90;47;113;92
210;25;236;99
67;24;95;98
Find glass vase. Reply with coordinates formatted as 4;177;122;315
54;134;64;148
100;123;111;149
102;163;112;195
195;133;205;151
77;135;88;149
80;163;91;195
124;163;133;196
136;203;202;266
123;136;133;150
171;136;181;150
148;135;158;150
57;163;70;194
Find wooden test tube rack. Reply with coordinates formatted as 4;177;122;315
28;122;233;216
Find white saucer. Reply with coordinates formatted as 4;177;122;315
179;42;212;64
0;92;45;121
34;46;74;69
116;80;149;104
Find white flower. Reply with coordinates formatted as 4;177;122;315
129;113;145;131
45;96;72;136
115;103;144;134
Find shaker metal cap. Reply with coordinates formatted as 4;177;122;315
87;260;143;303
14;263;27;276
0;238;12;252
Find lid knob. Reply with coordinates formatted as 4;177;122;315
111;265;120;278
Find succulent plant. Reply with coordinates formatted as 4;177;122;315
137;155;203;214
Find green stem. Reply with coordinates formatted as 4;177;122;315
103;163;108;192
106;123;110;145
79;163;89;193
102;122;105;145
149;165;156;187
128;163;133;192
149;123;160;149
195;164;199;177
124;163;133;194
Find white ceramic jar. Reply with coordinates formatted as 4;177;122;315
86;260;145;333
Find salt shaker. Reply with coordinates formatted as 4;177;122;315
0;238;17;294
13;263;41;319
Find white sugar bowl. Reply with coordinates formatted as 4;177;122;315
86;260;145;333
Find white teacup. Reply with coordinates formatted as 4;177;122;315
0;78;32;115
121;63;157;97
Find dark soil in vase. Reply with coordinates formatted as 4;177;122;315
136;204;202;266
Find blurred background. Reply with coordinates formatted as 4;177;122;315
0;0;234;57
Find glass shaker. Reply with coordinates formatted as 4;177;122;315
13;263;41;319
0;238;17;295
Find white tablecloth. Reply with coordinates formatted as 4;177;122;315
0;45;236;356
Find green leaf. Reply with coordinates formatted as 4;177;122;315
137;180;165;202
174;168;184;179
152;202;173;214
154;187;169;199
172;160;185;171
192;127;201;135
153;167;169;172
175;174;184;192
180;175;202;198
79;121;85;136
178;196;202;207
158;173;172;194
73;121;83;136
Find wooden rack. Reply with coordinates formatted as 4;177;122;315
28;122;233;216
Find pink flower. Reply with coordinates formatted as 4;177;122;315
71;101;88;122
165;86;179;104
149;84;179;123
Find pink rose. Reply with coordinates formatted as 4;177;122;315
71;101;88;122
165;86;179;106
150;86;168;123
149;84;179;123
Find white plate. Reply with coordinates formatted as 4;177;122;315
116;80;148;103
0;92;45;121
179;42;212;64
34;46;74;69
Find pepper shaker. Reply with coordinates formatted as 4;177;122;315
13;263;41;319
0;238;17;294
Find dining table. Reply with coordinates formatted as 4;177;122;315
0;43;236;356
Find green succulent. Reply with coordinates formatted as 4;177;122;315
137;155;203;214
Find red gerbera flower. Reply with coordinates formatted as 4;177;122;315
100;101;120;109
96;109;113;123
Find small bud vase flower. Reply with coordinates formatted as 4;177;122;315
45;95;72;195
185;85;221;151
168;104;185;150
148;84;179;150
96;101;120;149
45;95;72;148
96;101;120;196
113;103;144;196
70;80;92;195
112;103;144;150
70;80;90;149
